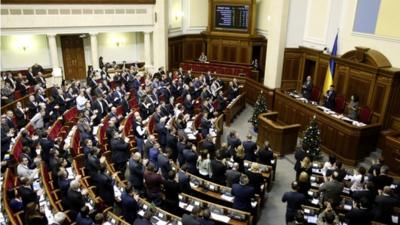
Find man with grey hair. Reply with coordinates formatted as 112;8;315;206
225;162;241;187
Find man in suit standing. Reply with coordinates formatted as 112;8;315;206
121;184;140;224
232;175;255;212
26;67;37;86
128;153;146;195
243;134;257;161
92;164;115;206
324;85;336;110
282;181;307;223
257;141;274;166
225;162;241;187
66;180;87;218
345;197;373;225
35;72;46;89
201;135;216;158
319;171;344;207
302;75;313;100
372;186;399;224
199;112;211;138
182;206;201;225
210;151;226;185
110;131;130;174
183;143;199;175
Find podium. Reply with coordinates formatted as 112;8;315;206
257;112;301;156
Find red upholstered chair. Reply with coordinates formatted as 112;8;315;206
334;96;346;114
194;113;202;130
14;90;22;100
175;96;184;105
310;87;321;102
359;106;372;124
147;115;155;134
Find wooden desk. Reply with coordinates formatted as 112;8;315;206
383;132;400;176
224;92;246;127
274;90;381;165
257;112;301;156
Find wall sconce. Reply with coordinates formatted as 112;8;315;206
21;45;28;51
115;41;121;47
111;37;125;47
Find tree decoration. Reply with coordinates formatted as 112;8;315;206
249;91;268;130
302;115;321;160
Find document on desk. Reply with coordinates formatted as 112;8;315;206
392;215;398;224
307;215;317;224
210;212;231;223
220;194;234;202
155;218;168;225
138;210;145;216
66;167;74;179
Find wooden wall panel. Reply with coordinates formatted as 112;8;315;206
168;34;203;70
334;66;348;96
346;74;372;107
281;51;302;90
316;59;328;88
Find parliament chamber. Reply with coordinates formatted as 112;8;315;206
1;0;400;225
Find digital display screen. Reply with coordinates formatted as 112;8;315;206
215;5;249;30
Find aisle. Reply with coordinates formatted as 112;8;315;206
223;105;296;225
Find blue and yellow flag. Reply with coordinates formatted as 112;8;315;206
322;33;338;94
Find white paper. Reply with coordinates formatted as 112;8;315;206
186;204;194;212
308;191;313;196
311;199;319;205
304;208;310;214
210;213;231;223
307;215;317;224
220;194;234;202
392;215;398;224
344;204;352;210
310;176;316;181
138;210;145;216
179;202;187;209
190;182;198;188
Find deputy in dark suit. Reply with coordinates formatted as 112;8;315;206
199;112;211;138
225;162;241;187
372;186;399;224
245;163;264;194
232;175;255;212
26;68;37;86
324;85;336;110
155;117;168;148
182;206;201;225
282;181;307;223
227;131;241;156
302;76;313;100
92;165;115;206
371;166;394;191
66;180;86;217
257;141;274;166
201;135;216;158
26;95;39;119
178;164;192;193
162;171;181;214
210;152;226;185
121;92;131;116
18;177;38;208
133;210;153;225
182;144;198;175
31;63;44;76
129;153;146;195
121;184;140;224
242;134;257;161
345;197;373;225
39;131;55;166
14;102;28;129
35;72;46;89
110;132;130;173
158;149;172;179
319;171;344;207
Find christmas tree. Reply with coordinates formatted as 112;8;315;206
249;91;268;129
302;115;321;160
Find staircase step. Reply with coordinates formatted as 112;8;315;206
370;150;382;159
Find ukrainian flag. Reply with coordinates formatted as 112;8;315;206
322;33;338;94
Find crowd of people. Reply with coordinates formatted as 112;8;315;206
282;148;400;225
1;60;276;225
